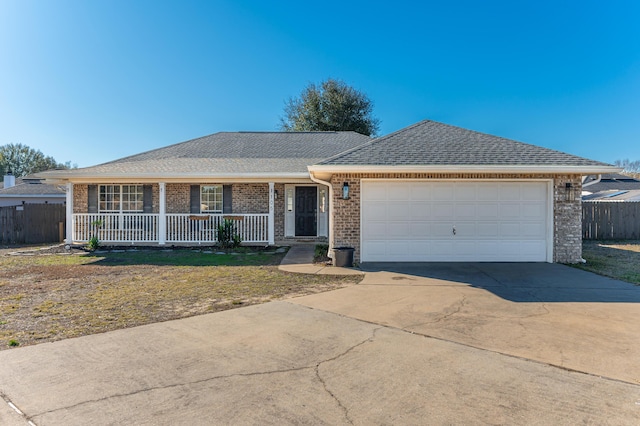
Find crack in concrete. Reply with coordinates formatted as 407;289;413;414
314;327;381;425
31;366;314;418
30;329;382;421
402;292;468;330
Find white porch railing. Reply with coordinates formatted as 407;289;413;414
73;213;160;243
166;214;269;244
73;213;269;244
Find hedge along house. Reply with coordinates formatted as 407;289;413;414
41;119;618;263
40;131;371;247
308;120;618;264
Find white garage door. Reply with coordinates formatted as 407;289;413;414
361;181;550;262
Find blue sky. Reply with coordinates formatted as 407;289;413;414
1;0;638;168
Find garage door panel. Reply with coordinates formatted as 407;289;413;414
410;183;432;199
388;185;411;201
430;240;455;256
432;203;454;219
410;201;431;217
477;223;499;237
433;185;454;200
520;241;547;256
432;223;454;237
388;222;412;238
522;202;546;218
522;184;547;200
388;202;411;220
361;181;549;262
363;221;387;239
499;185;521;200
476;204;499;219
521;223;546;237
362;201;386;220
500;203;521;218
454;222;477;238
410;222;431;236
500;223;522;238
477;186;499;200
455;203;476;220
455;184;478;200
365;184;387;200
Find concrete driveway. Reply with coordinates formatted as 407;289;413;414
1;264;639;425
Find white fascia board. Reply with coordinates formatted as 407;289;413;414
56;173;312;184
308;165;622;175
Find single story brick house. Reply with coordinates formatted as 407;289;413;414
40;120;618;263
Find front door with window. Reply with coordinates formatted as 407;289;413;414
295;186;317;236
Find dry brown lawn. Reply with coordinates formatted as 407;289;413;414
0;246;361;349
574;240;640;285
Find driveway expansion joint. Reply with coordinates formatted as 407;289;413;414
1;391;36;425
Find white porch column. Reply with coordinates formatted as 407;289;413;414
159;182;166;245
65;182;73;244
268;182;275;245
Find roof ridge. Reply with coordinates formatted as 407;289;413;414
316;119;432;165
90;132;225;168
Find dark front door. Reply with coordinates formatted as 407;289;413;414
295;187;317;236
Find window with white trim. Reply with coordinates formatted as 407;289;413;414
201;185;223;213
99;185;144;212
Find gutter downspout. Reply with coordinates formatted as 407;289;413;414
309;171;334;259
582;174;601;188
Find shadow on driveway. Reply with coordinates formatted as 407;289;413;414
359;262;640;303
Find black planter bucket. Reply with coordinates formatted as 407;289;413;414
333;247;355;267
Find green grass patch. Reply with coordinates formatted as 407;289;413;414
87;249;284;267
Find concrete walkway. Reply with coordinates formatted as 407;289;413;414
278;244;364;276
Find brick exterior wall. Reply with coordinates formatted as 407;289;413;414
552;175;583;263
330;173;583;264
166;184;190;213
73;184;88;213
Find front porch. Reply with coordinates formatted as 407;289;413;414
65;181;329;246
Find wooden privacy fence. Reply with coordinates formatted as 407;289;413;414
0;204;66;244
582;201;640;240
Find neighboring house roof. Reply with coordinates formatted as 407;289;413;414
40;131;372;181
311;120;616;174
583;189;640;202
0;179;66;198
582;173;640;193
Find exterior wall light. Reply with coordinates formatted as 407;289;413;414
565;182;574;200
342;182;350;200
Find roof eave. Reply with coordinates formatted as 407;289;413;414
308;165;622;175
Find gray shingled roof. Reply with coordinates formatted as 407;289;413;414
0;180;65;196
318;120;612;167
583;173;640;193
49;131;371;177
